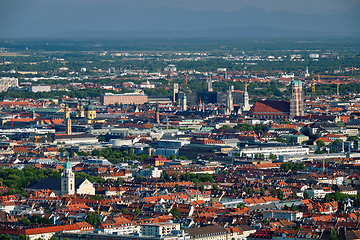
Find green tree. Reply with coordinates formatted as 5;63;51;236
292;190;298;199
348;136;359;141
41;217;51;225
117;177;123;186
19;218;30;225
278;189;284;200
98;136;106;142
272;138;288;143
172;172;179;181
170;207;181;219
86;212;101;226
213;184;219;191
325;194;331;203
271;188;276;197
30;214;42;224
269;153;277;160
290;203;297;211
237;203;245;209
19;235;29;240
304;191;310;199
199;185;205;192
134;208;141;214
248;188;253;196
69;150;75;158
162;171;170;181
330;229;337;240
316;139;326;148
261;188;266;196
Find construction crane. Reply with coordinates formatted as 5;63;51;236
35;136;42;144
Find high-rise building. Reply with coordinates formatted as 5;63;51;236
290;80;303;118
207;74;213;92
173;83;179;103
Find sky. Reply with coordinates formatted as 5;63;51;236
118;0;359;13
1;0;358;13
0;0;359;37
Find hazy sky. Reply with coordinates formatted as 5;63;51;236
118;0;359;13
1;0;358;13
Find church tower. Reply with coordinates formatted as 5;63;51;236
226;86;234;114
242;84;250;112
290;80;304;118
182;94;187;111
64;104;70;119
79;102;85;118
66;117;71;135
86;103;96;120
61;157;75;195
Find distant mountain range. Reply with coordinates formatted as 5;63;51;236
0;1;359;38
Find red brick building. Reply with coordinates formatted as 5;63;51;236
101;93;148;105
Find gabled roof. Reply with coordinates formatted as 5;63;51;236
27;178;85;191
249;100;290;116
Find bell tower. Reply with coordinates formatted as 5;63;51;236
61;157;75;195
290;80;304;118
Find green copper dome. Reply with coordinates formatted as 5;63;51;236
291;80;302;85
64;160;72;169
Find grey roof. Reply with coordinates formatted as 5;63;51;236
185;225;228;237
26;178;85;191
238;225;255;232
54;134;96;140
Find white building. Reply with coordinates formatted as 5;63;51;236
140;167;163;178
141;222;180;236
263;210;303;221
229;145;309;159
29;85;51;93
0;77;18;91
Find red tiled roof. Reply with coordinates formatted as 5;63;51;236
249;101;290;116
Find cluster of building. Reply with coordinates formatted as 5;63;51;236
1;59;360;240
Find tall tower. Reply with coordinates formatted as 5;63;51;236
290;80;304;118
182;94;187;111
227;86;234;113
207;74;213;92
32;109;36;120
66;117;71;135
242;84;250;112
64;104;70;119
61;157;75;195
79;102;85;118
173;83;179;103
156;102;160;124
